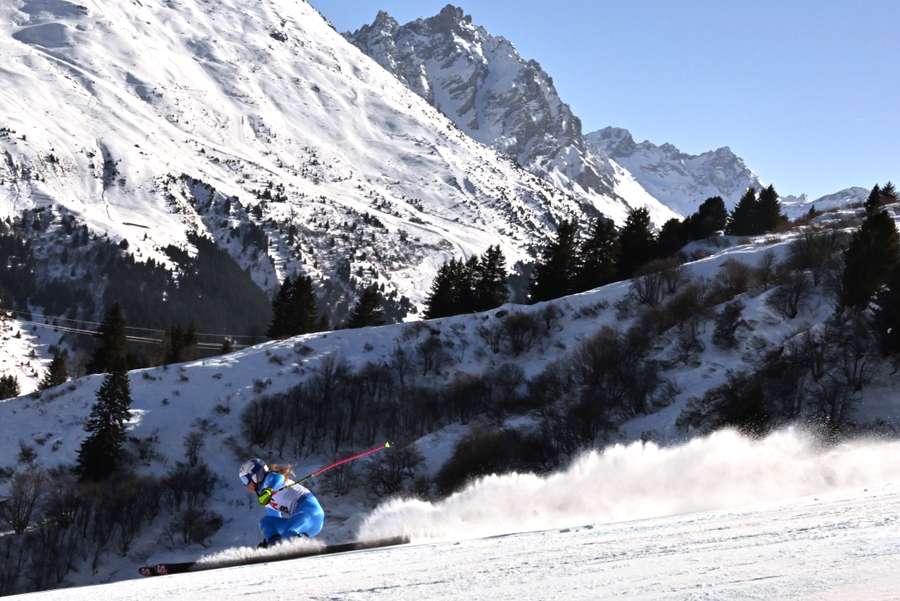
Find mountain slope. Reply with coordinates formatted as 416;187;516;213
1;202;899;594
0;0;591;320
586;127;765;215
348;6;679;225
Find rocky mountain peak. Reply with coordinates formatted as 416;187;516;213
586;127;764;215
349;8;678;225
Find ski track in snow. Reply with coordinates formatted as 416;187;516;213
19;482;900;601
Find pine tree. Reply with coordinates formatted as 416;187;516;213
576;217;618;292
267;276;294;339
726;188;759;236
757;185;785;232
458;255;480;313
881;181;897;204
656;218;688;258
39;351;68;390
268;275;319;338
865;184;883;214
286;275;319;335
840;210;900;309
686;196;727;240
874;264;900;356
472;245;508;312
616;208;656;279
346;286;385;328
0;374;19;400
76;366;132;480
86;303;128;374
425;260;460;319
529;219;579;303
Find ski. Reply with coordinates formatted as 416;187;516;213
137;535;410;577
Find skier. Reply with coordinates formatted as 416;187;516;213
239;458;325;548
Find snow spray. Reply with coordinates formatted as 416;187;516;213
358;428;900;541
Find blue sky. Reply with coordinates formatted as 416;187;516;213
310;1;899;198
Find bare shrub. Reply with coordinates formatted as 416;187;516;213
417;335;451;375
0;471;45;534
184;431;205;467
713;301;747;349
499;312;543;356
365;446;424;497
767;272;813;319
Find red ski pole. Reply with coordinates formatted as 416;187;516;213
273;441;392;494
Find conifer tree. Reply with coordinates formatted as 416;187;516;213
472;245;508;312
86;303;128;374
346;285;385;328
268;275;319;338
881;181;897;204
616;208;656;279
840;210;900;309
76;364;132;480
0;374;19;400
39;351;68;390
286;275;319;335
268;276;294;339
726;188;760;236
656;218;688;258
757;185;785;232
458;255;480;313
865;184;883;215
686;196;727;240
424;260;459;319
576;217;618;291
530;219;579;303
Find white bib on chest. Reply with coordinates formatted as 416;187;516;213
267;481;310;517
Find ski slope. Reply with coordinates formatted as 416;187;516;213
19;481;900;600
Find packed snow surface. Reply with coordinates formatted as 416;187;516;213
20;461;900;599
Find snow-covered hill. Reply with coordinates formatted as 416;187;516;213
1;200;899;594
348;6;679;226
0;0;592;318
586;127;766;215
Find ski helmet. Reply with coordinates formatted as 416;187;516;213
239;458;268;486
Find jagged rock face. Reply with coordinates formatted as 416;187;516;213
586;127;765;215
1;0;598;320
349;5;679;225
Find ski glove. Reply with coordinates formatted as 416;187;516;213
258;488;273;506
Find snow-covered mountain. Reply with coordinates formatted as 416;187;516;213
586;127;765;215
0;0;605;322
781;186;871;219
348;6;679;225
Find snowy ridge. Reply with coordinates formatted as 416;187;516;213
348;6;679;226
0;0;588;315
781;186;871;219
586;127;765;215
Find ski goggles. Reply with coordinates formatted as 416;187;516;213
240;474;253;486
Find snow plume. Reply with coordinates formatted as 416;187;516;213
359;428;900;541
194;537;324;567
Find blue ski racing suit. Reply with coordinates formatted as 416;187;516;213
257;472;325;543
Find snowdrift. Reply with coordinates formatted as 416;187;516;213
360;428;900;541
